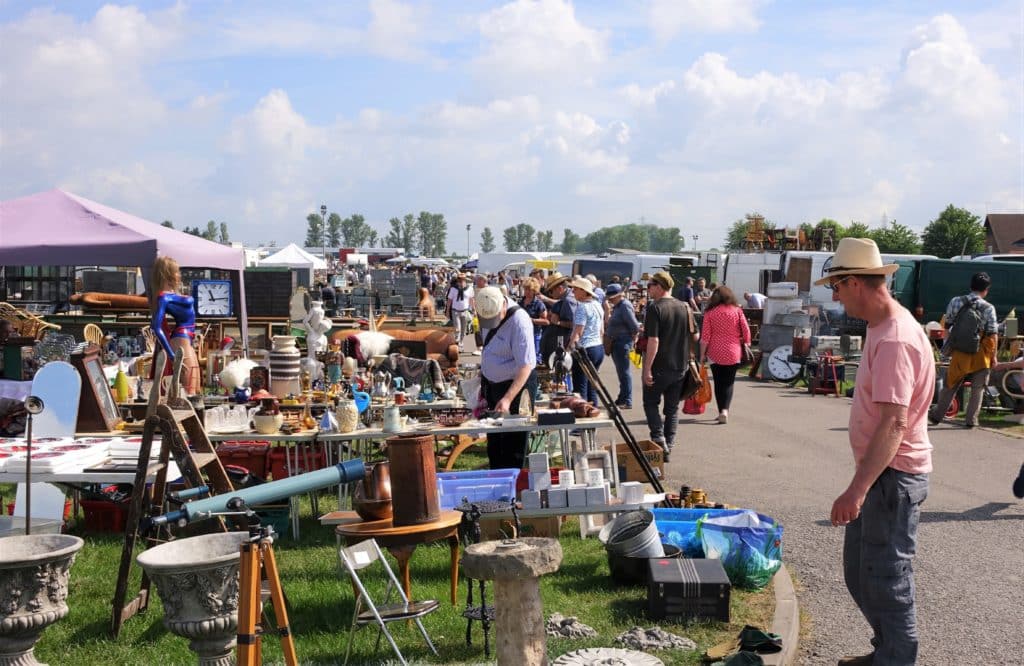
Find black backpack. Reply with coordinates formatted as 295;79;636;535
947;298;985;354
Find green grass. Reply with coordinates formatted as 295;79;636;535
3;450;775;665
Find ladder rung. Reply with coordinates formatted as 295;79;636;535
169;409;196;423
191;453;219;468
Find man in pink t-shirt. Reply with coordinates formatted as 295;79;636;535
816;238;934;666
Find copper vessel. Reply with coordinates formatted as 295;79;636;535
386;434;440;526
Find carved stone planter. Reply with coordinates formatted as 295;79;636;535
0;534;84;666
137;532;250;666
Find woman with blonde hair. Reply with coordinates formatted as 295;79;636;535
150;256;201;395
567;277;605;407
699;285;751;424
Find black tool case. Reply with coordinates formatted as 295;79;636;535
647;557;731;621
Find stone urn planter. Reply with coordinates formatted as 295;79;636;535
137;532;250;666
0;534;84;666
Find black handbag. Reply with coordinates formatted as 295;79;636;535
680;358;704;400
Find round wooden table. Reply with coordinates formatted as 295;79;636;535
335;509;462;604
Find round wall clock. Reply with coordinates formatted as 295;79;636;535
766;345;802;382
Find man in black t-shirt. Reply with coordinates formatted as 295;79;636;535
641;271;696;461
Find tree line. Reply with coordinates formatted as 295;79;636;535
303;211;447;256
161;220;230;243
723;205;987;258
165;203;988;260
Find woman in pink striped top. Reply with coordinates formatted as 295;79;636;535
698;286;752;424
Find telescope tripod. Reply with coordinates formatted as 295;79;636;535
235;506;298;666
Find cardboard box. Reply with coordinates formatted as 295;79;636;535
567;485;588;508
605;440;664;483
530;471;551;491
527;452;550;473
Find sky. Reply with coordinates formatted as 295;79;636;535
1;0;1022;252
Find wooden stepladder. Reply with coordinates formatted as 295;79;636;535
111;349;236;637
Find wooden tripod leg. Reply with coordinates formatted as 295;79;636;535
237;541;262;666
261;542;298;666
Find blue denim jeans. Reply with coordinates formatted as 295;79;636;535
571;344;605;406
611;337;633;405
843;467;929;665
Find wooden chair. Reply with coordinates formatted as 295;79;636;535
83;323;104;346
0;302;61;339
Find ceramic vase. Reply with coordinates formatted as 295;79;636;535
137;532;250;666
0;534;84;666
269;336;301;398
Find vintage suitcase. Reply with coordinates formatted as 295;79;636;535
647;557;731;622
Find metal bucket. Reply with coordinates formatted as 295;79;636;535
607;543;682;585
598;510;665;558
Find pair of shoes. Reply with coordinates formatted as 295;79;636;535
717;413;729;424
837;653;874;665
615;401;632;409
472;350;482;356
928;414;941;426
964;421;977;429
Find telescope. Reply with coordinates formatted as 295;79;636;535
149;458;365;527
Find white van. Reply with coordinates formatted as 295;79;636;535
721;252;783;299
782;250;937;310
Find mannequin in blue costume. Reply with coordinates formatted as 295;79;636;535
150;256;201;394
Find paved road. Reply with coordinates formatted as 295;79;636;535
593;359;1024;665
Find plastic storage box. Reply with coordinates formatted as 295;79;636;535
216;441;270;480
81;499;129;533
651;508;747;557
436;469;519;509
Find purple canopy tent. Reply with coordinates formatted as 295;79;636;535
0;189;249;347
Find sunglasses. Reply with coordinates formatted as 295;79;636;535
825;276;854;291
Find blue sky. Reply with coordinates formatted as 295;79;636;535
1;0;1021;250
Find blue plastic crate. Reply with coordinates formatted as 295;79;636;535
651;508;747;557
436;468;520;509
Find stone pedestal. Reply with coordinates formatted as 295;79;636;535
0;535;84;666
461;538;563;666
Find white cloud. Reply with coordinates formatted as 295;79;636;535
649;0;762;44
899;13;1006;119
620;80;677;107
474;0;607;93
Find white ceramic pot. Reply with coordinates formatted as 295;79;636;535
252;413;284;435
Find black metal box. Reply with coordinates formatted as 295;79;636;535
647;557;731;622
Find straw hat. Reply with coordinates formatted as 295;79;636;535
813;238;899;285
544;273;569;293
569;277;596;297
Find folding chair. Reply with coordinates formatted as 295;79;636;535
339;539;440;666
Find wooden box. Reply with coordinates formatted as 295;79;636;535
605;440;664;483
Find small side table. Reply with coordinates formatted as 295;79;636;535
334;510;462;604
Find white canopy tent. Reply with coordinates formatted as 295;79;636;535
260;243;327;287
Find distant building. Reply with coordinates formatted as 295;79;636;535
984;213;1024;254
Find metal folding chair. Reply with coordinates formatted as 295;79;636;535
338;539;440;666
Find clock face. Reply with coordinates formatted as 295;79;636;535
767;345;802;382
194;280;233;317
